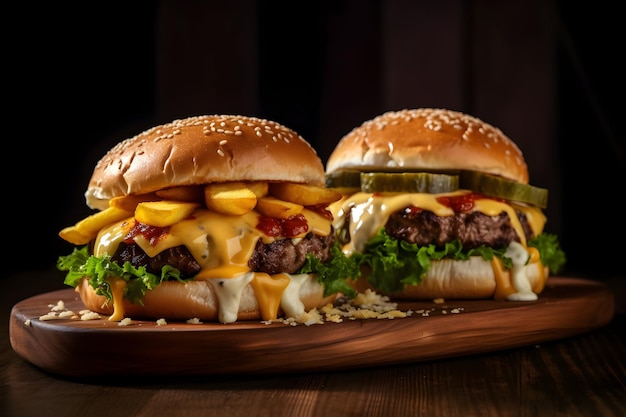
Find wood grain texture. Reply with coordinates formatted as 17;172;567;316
9;277;615;379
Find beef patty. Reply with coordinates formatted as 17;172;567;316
111;231;336;279
342;206;534;250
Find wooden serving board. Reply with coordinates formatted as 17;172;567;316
9;277;615;379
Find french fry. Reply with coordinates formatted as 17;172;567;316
204;182;258;215
58;227;93;246
156;185;204;202
246;181;269;198
109;193;159;212
256;196;303;219
59;206;133;245
269;182;342;206
134;200;199;227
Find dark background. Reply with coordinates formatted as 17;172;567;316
5;1;624;281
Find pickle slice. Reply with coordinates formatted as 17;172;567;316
360;172;459;194
325;170;361;189
459;170;548;208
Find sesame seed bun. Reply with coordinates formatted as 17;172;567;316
326;108;528;184
86;115;324;210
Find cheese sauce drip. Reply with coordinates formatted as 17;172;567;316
94;208;331;323
330;191;547;300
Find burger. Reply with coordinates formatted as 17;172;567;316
325;108;566;301
57;115;359;324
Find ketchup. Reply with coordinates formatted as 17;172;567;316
123;221;170;246
256;213;309;238
307;204;334;221
436;192;502;212
396;206;418;218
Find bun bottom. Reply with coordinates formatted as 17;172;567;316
349;257;549;300
75;275;338;322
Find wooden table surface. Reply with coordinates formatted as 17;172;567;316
2;268;625;417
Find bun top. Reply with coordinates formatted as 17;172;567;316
326;108;528;184
86;115;324;210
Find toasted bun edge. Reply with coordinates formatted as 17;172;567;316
75;276;338;322
350;257;548;300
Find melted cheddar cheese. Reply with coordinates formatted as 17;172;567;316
94;208;331;323
330;190;547;300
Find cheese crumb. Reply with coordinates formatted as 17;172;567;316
39;312;58;321
263;289;410;326
36;300;102;321
297;309;325;326
58;310;76;318
80;311;101;321
50;300;66;311
34;290;463;327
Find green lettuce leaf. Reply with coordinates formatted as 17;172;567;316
350;228;566;294
57;246;188;305
297;243;360;298
58;243;362;304
527;233;566;274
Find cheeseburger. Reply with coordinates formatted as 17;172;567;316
57;115;358;324
325;108;566;301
